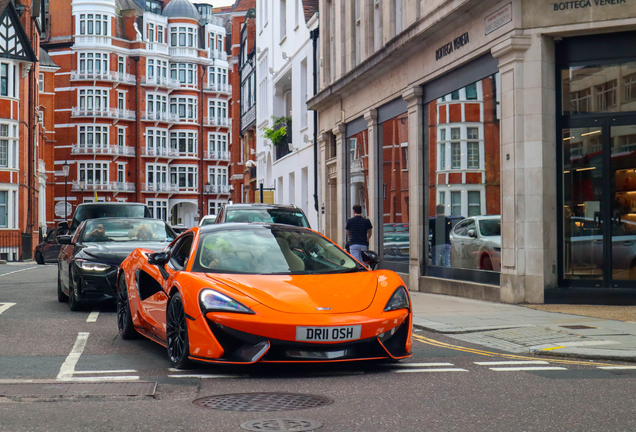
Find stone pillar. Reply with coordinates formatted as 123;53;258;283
492;32;551;304
402;87;424;292
333;123;347;247
317;132;330;235
364;109;379;253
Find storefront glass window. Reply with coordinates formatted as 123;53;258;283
427;73;501;273
347;130;370;219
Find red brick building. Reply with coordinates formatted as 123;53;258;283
42;0;231;229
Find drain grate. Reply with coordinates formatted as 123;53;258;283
560;325;597;330
240;418;323;431
193;393;333;412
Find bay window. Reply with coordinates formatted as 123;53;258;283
78;14;108;36
78;125;108;149
79;88;108;111
78;162;109;185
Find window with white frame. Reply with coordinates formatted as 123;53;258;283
450;128;460;169
78;125;108;149
438;125;483;171
148;23;154;41
450;191;461;216
78;162;108;185
0;62;17;97
467;191;481;217
208;66;228;87
79;88;108;111
208;132;228;157
118;56;125;74
146;128;168;154
146;163;168;188
117;127;125;148
0;191;7;227
170;96;197;120
216;33;223;51
170;63;196;86
78;52;108;74
147;199;168;221
0;124;18;169
147;58;168;80
157;25;164;43
118;91;125;111
208;200;222;215
170;26;197;47
147;93;168;114
280;0;287;41
170;131;197;157
208;166;228;186
78;14;109;36
117;163;125;183
258;56;269;119
38;73;44;92
170;165;198;190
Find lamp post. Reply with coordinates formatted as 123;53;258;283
62;161;70;222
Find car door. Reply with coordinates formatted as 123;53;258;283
42;229;58;262
450;219;476;269
58;223;84;290
140;233;195;341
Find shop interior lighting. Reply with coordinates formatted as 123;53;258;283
576;167;595;171
563;137;573;141
563;170;570;173
581;130;601;137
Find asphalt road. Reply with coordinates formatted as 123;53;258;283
0;265;635;432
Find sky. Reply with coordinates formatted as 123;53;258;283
197;0;235;7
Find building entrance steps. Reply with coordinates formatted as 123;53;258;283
410;292;636;362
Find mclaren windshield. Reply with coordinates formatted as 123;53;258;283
193;225;364;275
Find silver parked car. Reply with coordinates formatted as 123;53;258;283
449;216;501;271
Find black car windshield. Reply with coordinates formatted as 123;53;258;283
80;219;176;243
192;226;363;275
479;219;501;237
225;208;310;227
72;205;149;229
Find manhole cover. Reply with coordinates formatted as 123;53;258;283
560;325;597;330
193;393;333;412
240;418;323;431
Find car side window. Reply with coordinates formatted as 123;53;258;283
465;220;476;235
169;235;194;271
453;220;470;236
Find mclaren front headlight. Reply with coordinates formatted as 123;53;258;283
199;289;255;314
384;286;410;312
76;259;111;272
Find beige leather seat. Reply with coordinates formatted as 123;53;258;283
275;238;305;272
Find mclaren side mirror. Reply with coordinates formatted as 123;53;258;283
57;235;73;245
360;250;380;270
148;250;170;266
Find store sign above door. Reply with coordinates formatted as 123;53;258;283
553;0;626;10
435;32;470;61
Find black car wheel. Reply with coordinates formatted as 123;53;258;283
117;273;138;340
35;252;44;265
166;292;191;369
68;278;82;312
57;271;68;303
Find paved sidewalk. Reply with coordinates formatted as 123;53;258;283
410;292;636;362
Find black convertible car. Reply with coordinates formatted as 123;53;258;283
57;217;177;311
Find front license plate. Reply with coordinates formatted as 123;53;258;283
296;325;362;342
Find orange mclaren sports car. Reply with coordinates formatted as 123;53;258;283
117;223;413;368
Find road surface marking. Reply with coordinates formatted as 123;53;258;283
597;366;636;370
393;368;468;373
475;361;550;366
393;362;455;367
57;332;89;380
489;367;568;372
168;374;248;379
540;346;566;351
56;376;140;382
87;311;99;322
0;303;16;315
72;369;137;374
412;334;616;367
0;267;38;277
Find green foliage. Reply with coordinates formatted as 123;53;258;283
263;116;291;147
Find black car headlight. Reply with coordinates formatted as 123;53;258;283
199;289;255;314
76;259;111;272
384;286;410;312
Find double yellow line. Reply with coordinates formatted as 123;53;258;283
412;334;616;367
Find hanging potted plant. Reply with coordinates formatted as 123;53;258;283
263;116;292;149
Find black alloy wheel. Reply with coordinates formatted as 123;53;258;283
35;252;44;265
166;292;191;369
117;273;138;340
68;274;82;312
57;270;68;303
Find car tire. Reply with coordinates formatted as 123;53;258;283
68;279;82;312
57;271;68;303
481;255;493;271
117;273;138;340
166;292;191;369
35;252;44;265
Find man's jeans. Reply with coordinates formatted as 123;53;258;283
350;244;368;264
432;244;451;267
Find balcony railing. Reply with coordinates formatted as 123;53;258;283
141;147;180;158
71;144;135;156
141;111;179;123
74;35;112;46
143;183;180;193
203;83;231;94
71;181;135;192
204;150;230;161
275;142;292;160
71;70;136;85
71;107;137;120
145;42;169;54
210;49;228;61
203;117;231;127
140;75;180;89
169;46;199;58
204;184;230;194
